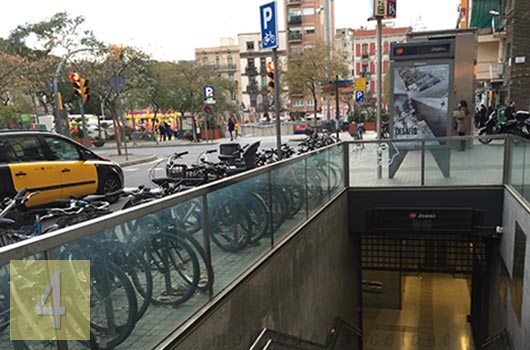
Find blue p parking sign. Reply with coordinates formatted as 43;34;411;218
260;1;278;50
203;86;216;104
355;91;365;104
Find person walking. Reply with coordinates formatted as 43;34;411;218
158;121;167;142
234;121;240;139
455;100;470;151
505;100;516;120
228;117;235;141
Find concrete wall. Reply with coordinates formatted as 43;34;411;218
489;189;530;350
168;192;360;350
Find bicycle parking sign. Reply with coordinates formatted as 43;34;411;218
260;1;278;50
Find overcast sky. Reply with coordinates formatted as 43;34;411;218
0;0;462;61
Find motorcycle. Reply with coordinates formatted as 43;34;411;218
478;111;529;144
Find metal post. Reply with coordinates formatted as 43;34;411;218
273;48;282;159
421;140;426;186
119;93;129;161
53;56;69;136
201;194;214;299
78;96;88;147
324;0;332;121
335;75;340;141
376;16;383;179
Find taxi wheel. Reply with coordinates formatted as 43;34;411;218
102;175;121;203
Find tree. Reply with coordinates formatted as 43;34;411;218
285;42;349;124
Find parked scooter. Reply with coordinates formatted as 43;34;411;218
478;111;529;144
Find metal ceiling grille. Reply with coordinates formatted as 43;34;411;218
361;235;487;274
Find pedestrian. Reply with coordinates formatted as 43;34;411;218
164;121;172;140
228;117;235;141
505;100;515;120
474;107;481;129
234;121;240;139
479;104;487;127
158;122;167;141
455;99;470;151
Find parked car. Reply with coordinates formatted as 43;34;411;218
0;129;123;206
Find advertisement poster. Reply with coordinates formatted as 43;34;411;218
392;63;450;142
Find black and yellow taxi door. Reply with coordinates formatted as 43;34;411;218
41;135;98;198
7;135;62;206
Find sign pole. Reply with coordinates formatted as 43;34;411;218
273;48;282;159
335;75;340;140
78;96;88;147
376;15;383;179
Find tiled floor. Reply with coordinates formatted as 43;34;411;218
363;274;474;350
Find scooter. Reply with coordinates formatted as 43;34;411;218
478;111;527;144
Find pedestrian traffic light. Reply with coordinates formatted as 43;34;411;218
69;73;90;103
266;61;275;95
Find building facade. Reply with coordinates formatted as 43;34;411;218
238;31;287;122
195;38;242;106
353;26;409;99
285;0;334;116
335;28;355;80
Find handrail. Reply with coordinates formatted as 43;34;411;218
481;329;513;349
0;142;343;265
249;317;361;350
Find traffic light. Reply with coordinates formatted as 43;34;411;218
110;44;124;60
266;61;275;95
69;73;90;103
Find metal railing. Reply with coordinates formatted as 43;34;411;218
0;142;347;350
249;317;361;350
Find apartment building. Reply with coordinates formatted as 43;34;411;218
195;38;242;105
238;31;287;120
285;0;334;116
335;28;355;80
353;26;409;98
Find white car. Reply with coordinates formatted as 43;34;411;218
86;120;115;138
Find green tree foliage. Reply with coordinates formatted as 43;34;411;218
0;105;21;128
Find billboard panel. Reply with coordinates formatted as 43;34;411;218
391;62;452;141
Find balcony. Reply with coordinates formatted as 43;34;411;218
476;61;504;82
288;32;302;41
214;63;237;72
287;15;302;25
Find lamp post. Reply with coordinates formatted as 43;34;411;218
317;0;333;121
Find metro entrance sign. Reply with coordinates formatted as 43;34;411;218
370;0;397;19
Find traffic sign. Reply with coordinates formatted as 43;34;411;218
203;85;216;104
373;0;387;18
355;91;365;104
387;0;397;19
260;1;278;50
354;78;366;91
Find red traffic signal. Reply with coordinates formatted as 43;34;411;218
266;61;275;95
69;72;90;103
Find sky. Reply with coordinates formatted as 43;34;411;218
0;0;462;61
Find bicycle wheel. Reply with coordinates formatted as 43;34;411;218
209;198;251;252
171;199;203;235
145;233;200;306
90;259;138;350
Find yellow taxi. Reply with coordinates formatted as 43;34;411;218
0;130;123;206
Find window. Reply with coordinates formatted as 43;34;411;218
303;26;315;34
43;136;81;161
292;99;304;107
215;56;220;68
290;45;302;55
7;136;47;162
228;73;235;81
0;139;17;163
247;58;255;69
246;41;255;50
306;99;315;106
302;7;314;16
362;43;369;57
261;77;267;88
227;55;233;66
202;57;208;65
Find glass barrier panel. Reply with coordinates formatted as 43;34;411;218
523;141;530;203
510;138;526;194
271;158;308;242
349;141;422;187
307;150;330;216
47;197;209;350
424;138;504;186
207;174;272;295
329;144;346;197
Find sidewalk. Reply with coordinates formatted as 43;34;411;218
104;153;159;167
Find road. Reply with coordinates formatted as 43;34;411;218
94;135;307;188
